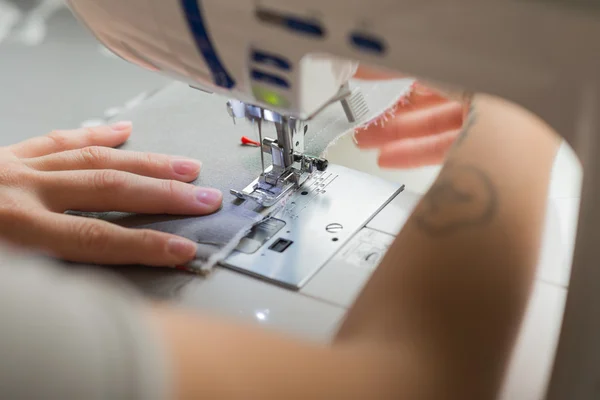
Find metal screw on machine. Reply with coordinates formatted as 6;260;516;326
293;152;328;172
313;157;328;172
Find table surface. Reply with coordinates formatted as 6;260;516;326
0;2;583;399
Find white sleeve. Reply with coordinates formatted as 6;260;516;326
0;248;171;400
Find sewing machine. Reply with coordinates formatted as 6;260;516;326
65;0;600;398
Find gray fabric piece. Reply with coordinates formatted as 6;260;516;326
0;247;169;399
89;79;411;270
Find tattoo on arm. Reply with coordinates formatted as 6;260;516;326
413;162;498;236
413;96;498;235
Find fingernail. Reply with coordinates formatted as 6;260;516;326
195;187;223;207
110;121;132;131
171;159;202;176
167;238;197;259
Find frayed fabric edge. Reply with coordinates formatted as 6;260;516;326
181;196;293;275
181;215;261;275
320;82;413;158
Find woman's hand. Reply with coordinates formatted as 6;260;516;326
353;66;469;168
0;122;222;266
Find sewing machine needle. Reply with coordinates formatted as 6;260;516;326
258;119;265;173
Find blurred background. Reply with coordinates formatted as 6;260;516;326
0;0;171;143
0;0;582;197
0;0;444;192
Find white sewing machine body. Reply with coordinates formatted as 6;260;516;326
66;1;600;398
65;0;359;119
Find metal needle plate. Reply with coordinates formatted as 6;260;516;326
223;164;403;289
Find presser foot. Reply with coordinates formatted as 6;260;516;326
231;166;311;208
231;152;328;208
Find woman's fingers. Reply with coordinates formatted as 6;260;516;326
354;102;464;149
377;130;460;169
350;75;468;168
24;146;202;182
9;122;132;158
27;212;198;266
36;169;222;215
401;82;451;111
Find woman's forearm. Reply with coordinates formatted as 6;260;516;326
146;94;561;400
336;94;561;398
